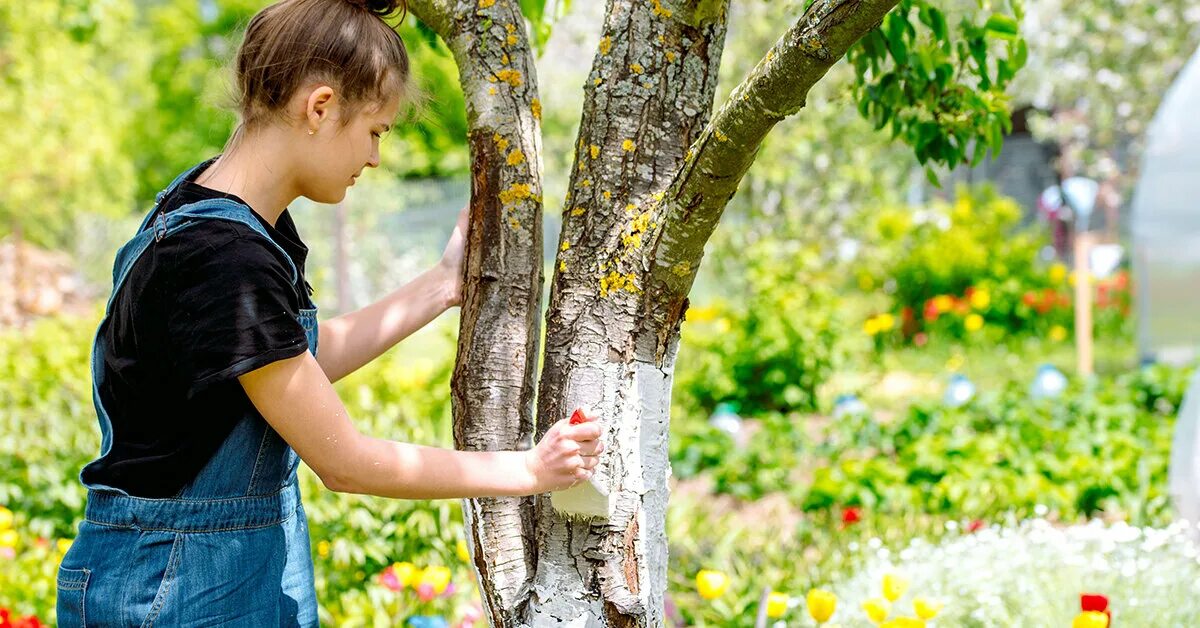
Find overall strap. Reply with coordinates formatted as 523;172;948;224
107;199;299;314
137;159;214;235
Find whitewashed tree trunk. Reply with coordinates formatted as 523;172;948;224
405;1;901;625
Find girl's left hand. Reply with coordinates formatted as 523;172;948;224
438;204;470;308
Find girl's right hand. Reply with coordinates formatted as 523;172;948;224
524;407;605;493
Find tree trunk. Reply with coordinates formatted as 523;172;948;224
527;1;727;624
407;2;549;626
407;0;902;625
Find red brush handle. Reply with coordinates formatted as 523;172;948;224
570;408;588;425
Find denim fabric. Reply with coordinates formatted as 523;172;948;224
57;162;320;626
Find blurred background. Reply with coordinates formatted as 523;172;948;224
3;1;1200;626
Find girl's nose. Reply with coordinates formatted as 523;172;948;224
367;147;381;169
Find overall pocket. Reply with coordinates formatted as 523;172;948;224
56;566;91;627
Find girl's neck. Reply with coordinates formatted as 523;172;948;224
194;129;298;227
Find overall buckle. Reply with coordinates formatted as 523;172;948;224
153;213;167;242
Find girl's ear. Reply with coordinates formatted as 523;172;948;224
305;85;337;133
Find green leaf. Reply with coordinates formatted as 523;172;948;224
985;14;1019;39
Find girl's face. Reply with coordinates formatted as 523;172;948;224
293;86;401;204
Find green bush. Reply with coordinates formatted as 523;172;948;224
674;238;845;417
853;185;1132;346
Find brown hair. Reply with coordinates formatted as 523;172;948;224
232;0;416;131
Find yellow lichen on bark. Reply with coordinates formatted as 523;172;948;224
493;133;509;152
507;149;525;165
589;145;600;159
622;139;636;152
495;69;523;86
599;271;640;297
499;182;533;205
599;36;613;55
531;98;542;121
650;0;672;18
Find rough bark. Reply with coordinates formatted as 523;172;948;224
406;1;547;626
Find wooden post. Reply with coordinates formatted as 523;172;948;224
1075;231;1094;377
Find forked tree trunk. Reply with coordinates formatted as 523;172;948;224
404;1;901;625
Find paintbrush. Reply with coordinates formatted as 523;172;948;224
550;407;613;520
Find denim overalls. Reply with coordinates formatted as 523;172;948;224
56;162;321;626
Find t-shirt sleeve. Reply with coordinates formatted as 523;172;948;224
166;228;310;399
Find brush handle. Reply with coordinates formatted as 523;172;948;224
569;408;588;425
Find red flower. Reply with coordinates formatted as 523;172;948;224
841;507;862;527
9;615;41;628
923;300;940;323
1081;593;1109;613
966;519;985;533
1022;291;1038;307
901;307;915;323
965;286;976;298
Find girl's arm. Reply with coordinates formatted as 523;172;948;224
315;261;455;384
239;350;603;499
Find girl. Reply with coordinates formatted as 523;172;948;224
56;0;602;624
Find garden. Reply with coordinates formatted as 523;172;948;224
5;0;1200;626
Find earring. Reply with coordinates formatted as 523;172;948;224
308;129;315;135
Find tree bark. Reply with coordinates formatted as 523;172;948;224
408;0;902;625
407;1;548;626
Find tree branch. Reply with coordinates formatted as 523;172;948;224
641;0;901;358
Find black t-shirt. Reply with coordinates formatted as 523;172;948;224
80;157;315;498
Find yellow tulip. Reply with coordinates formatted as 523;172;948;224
392;562;418;588
862;597;891;623
1049;325;1068;342
964;314;984;332
882;573;909;602
316;540;330;558
877;314;896;331
0;529;17;548
0;506;12;530
1072;611;1109;628
864;318;881;336
1050;263;1068;283
765;591;789;619
970;290;990;309
695;569;730;600
807;588;837;623
421;565;452;595
57;538;73;555
933;295;954;313
457;538;471;562
913;596;943;619
880;618;926;628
